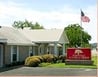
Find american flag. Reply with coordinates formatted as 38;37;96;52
81;10;90;22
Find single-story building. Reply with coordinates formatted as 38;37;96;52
0;26;69;67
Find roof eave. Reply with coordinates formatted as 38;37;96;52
7;43;37;46
32;41;58;43
0;39;7;43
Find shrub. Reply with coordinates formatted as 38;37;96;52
47;54;54;63
5;61;24;67
52;55;58;63
42;54;49;62
42;54;59;63
25;57;41;67
58;55;66;63
25;57;31;65
33;56;44;62
24;55;44;67
5;64;12;67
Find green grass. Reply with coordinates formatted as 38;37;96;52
39;56;97;69
92;56;97;66
39;63;97;69
39;63;51;67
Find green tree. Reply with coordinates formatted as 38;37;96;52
12;21;24;29
64;24;91;47
23;20;33;27
31;22;44;29
12;20;44;29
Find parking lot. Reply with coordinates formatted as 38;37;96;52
0;66;97;76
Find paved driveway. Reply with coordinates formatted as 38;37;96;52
0;66;97;76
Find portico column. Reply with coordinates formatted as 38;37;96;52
33;46;35;56
46;46;48;54
41;44;44;55
54;43;58;56
63;43;65;55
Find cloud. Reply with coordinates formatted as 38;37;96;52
0;2;79;27
82;5;97;43
0;1;96;43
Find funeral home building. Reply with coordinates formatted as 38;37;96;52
0;26;69;67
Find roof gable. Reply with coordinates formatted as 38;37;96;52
58;31;69;43
19;29;66;43
0;27;32;45
0;27;69;44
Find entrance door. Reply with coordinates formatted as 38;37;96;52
0;45;3;67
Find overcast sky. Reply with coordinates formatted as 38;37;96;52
0;0;97;43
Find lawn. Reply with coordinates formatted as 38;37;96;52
39;56;97;69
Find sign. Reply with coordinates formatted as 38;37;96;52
66;48;91;60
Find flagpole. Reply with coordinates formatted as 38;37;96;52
80;10;90;47
80;9;82;47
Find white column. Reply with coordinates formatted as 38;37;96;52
38;44;41;55
45;45;48;54
29;46;32;56
11;46;13;63
41;44;43;55
46;46;49;54
33;46;35;56
38;46;40;55
63;43;65;55
54;43;58;56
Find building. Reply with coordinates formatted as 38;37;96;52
0;26;69;67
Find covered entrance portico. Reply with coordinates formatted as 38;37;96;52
32;42;67;56
30;29;69;56
19;29;69;56
53;42;66;56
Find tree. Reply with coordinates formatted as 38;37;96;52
64;24;91;47
31;22;44;29
12;21;24;29
12;20;44;29
23;20;33;28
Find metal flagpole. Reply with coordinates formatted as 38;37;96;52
80;10;90;47
80;9;82;47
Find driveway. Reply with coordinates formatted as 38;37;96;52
0;66;97;76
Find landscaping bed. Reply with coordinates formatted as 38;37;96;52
25;54;97;69
39;56;97;69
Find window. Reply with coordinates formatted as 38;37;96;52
0;45;3;67
11;46;19;62
29;47;33;56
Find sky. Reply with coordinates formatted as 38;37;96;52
0;0;97;43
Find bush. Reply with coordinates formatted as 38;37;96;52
42;54;59;63
42;54;54;63
47;54;54;63
5;64;12;67
25;57;31;65
25;54;65;67
24;56;44;67
42;54;49;62
5;61;24;67
25;57;41;67
33;56;44;62
52;55;58;63
58;55;66;63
